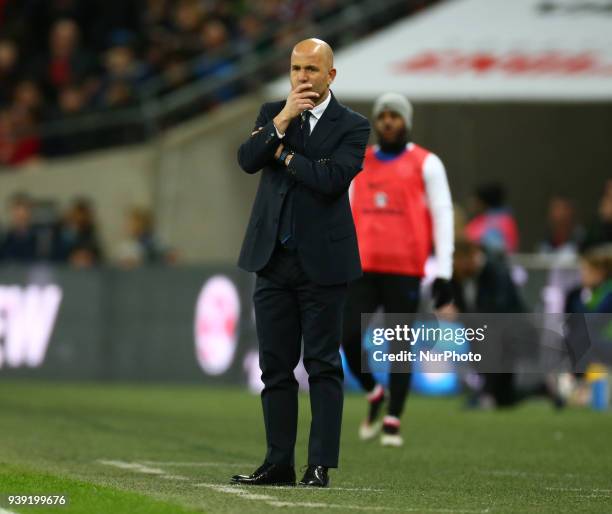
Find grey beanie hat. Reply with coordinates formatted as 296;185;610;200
372;93;413;129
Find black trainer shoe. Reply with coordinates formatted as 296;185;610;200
298;465;329;487
231;462;296;486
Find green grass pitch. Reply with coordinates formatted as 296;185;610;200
0;381;611;513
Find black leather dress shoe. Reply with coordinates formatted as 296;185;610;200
231;462;296;486
298;465;329;487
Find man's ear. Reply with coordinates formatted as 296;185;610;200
328;68;337;85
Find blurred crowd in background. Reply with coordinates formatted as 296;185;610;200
457;179;612;257
0;193;173;268
0;0;437;167
1;179;610;272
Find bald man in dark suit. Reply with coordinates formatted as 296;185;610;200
232;38;370;488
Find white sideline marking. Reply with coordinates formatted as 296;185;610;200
266;502;489;512
267;501;389;510
97;459;189;482
159;474;190;481
1;508;19;514
98;460;489;513
196;483;275;501
545;487;611;494
97;460;165;474
484;469;578;479
196;483;488;513
138;460;253;467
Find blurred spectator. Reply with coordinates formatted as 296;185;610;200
0;39;20;106
564;245;612;374
102;37;148;88
53;197;103;267
0;192;39;262
451;239;525;313
40;19;97;98
102;80;136;110
538;194;584;256
465;182;520;253
582;181;612;252
114;206;173;267
566;245;612;314
43;83;91;156
0;109;13;164
159;51;191;95
236;13;272;56
13;79;44;116
0;106;41;167
25;0;92;53
451;239;563;409
195;19;239;103
169;0;205;59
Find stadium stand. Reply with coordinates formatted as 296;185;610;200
0;0;439;166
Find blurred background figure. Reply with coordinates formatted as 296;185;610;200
0;106;41;167
566;245;612;314
538;194;584;256
451;239;563;409
343;92;454;448
465;182;519;253
451;239;524;314
582;181;612;252
0;38;20;105
563;245;612;406
0;192;39;263
52;197;102;268
114;206;173;268
40;19;97;100
44;83;92;156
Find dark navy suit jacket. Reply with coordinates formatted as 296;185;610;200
237;91;370;285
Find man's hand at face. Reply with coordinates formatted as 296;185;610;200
273;83;319;135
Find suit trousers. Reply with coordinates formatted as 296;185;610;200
254;245;347;468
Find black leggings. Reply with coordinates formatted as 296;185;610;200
342;272;421;418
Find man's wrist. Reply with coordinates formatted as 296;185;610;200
278;148;293;166
273;112;291;135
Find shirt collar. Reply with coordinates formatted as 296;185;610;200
308;90;332;120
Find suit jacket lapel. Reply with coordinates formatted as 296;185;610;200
304;91;342;154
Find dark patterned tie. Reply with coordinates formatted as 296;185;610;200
301;110;311;149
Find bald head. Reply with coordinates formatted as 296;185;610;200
289;38;336;105
292;38;334;69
